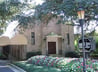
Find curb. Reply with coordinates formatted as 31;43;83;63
9;63;26;72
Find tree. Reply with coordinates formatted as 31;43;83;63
34;0;98;26
0;0;27;34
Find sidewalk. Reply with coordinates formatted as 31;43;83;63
0;60;9;66
0;67;14;72
0;60;14;72
0;60;25;72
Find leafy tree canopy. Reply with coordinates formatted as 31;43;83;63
34;0;98;24
0;0;28;34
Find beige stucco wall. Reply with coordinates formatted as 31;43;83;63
23;23;42;52
58;38;62;54
42;18;61;35
61;24;75;55
22;18;74;56
42;18;61;54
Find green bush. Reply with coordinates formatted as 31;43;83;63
65;51;80;58
26;51;42;59
13;56;98;72
13;60;63;72
74;36;98;58
13;61;27;69
26;55;77;69
90;36;98;58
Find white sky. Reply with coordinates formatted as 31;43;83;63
2;0;44;38
74;20;98;34
26;0;44;5
2;21;19;38
95;26;98;33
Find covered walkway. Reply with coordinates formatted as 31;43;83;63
0;34;27;60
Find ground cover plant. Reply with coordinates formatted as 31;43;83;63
13;55;98;72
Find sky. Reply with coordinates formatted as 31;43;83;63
74;20;98;34
2;0;45;38
28;0;44;5
2;21;19;38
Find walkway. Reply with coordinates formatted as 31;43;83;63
0;60;14;72
0;67;14;72
0;60;26;72
0;60;22;72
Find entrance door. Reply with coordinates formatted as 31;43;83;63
48;42;56;54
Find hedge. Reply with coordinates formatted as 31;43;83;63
13;55;98;72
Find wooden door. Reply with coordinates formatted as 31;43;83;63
48;42;56;54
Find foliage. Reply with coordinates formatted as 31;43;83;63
90;36;98;58
65;51;80;58
26;51;42;59
13;55;98;72
34;0;98;24
0;0;28;34
26;55;76;68
94;32;98;36
74;35;98;58
13;61;63;72
74;39;80;53
11;2;37;30
64;58;95;72
1;0;98;34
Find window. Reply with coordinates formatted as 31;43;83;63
67;33;70;45
31;32;35;45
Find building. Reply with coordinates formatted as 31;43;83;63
0;18;74;60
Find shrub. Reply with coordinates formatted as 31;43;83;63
26;51;42;59
90;36;98;58
26;55;76;69
65;51;80;58
63;58;98;72
13;55;98;72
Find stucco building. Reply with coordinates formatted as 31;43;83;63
0;18;75;60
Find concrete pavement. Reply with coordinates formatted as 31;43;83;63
0;67;14;72
0;60;14;72
0;60;25;72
